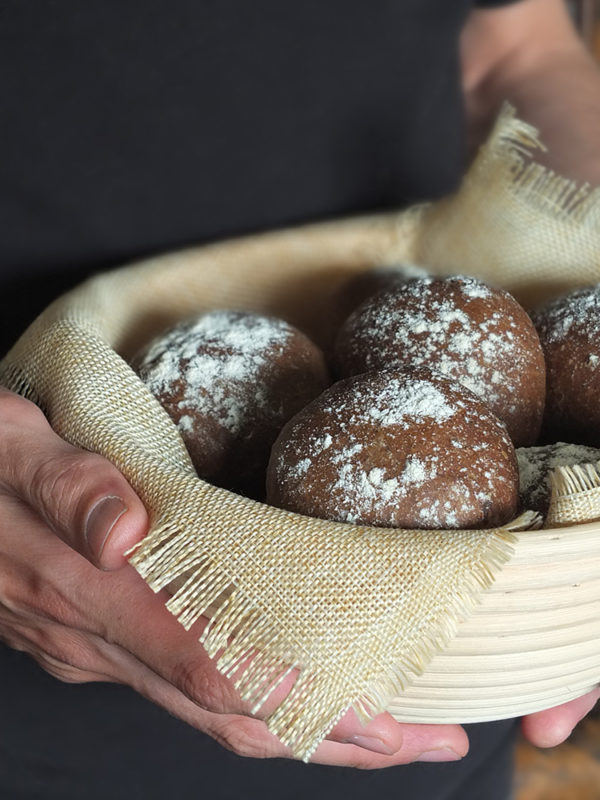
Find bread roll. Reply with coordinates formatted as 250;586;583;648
332;263;431;329
334;275;545;447
532;285;600;445
135;310;330;495
267;369;519;529
517;442;600;517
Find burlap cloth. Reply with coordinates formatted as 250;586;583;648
1;106;600;761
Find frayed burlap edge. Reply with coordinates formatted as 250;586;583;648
547;462;600;528
1;104;599;761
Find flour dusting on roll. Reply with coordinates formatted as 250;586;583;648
135;310;330;495
267;369;519;529
334;275;545;447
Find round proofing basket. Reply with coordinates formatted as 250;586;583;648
387;521;600;723
9;207;600;728
111;215;600;722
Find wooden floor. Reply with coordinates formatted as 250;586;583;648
514;705;600;800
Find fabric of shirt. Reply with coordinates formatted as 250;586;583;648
1;1;522;798
1;0;518;351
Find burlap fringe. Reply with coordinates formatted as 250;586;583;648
490;104;600;225
546;462;600;528
122;109;600;758
0;363;43;410
553;462;600;495
129;515;542;759
2;103;598;762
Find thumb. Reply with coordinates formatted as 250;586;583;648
1;393;148;570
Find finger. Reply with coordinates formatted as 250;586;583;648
6;600;467;769
201;714;467;768
253;671;467;760
193;712;467;767
99;575;468;762
0;615;119;685
521;688;600;748
310;732;467;768
0;502;467;769
102;648;469;768
0;389;148;569
326;708;468;762
0;417;467;767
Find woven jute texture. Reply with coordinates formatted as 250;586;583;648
547;463;600;527
1;105;600;761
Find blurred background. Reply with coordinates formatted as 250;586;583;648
515;4;600;799
569;0;600;58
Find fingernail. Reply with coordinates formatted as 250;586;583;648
416;747;462;763
85;496;128;560
347;735;396;755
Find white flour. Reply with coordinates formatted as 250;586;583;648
272;372;515;529
138;310;295;436
339;276;530;410
533;285;600;344
517;441;600;512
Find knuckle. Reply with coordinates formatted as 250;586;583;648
0;622;30;654
27;625;103;682
34;453;94;510
0;564;44;620
214;717;278;759
0;561;83;630
49;639;100;678
0;394;49;491
30;451;111;534
0;391;46;429
171;658;238;714
0;615;101;685
34;652;98;684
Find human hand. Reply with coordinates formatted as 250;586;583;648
0;388;469;768
521;689;600;748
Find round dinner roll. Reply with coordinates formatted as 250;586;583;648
531;285;600;445
134;310;330;495
517;442;600;517
267;369;519;529
332;263;431;329
334;275;545;447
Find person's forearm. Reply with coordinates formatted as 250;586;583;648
462;0;600;183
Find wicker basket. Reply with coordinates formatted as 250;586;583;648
58;210;600;725
3;107;599;756
387;521;600;723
